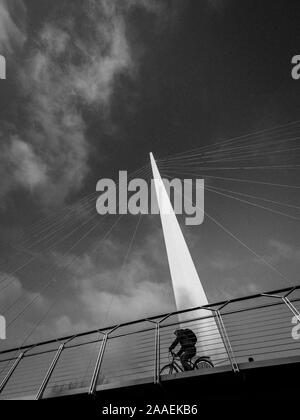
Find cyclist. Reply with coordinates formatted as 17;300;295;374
169;328;197;371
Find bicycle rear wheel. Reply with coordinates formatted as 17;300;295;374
160;364;176;375
194;358;214;369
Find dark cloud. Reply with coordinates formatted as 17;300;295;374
0;0;167;207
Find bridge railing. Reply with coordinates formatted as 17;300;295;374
0;285;300;399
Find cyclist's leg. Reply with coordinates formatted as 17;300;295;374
180;352;191;371
189;346;196;366
180;347;196;371
180;346;197;370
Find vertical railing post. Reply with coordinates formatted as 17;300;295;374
282;296;300;322
147;313;173;385
89;333;107;395
146;320;159;384
35;343;65;400
155;322;163;384
154;323;159;384
215;309;239;372
0;351;24;393
262;291;300;322
156;320;163;384
88;325;119;396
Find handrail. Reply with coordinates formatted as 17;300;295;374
0;284;299;355
0;285;299;399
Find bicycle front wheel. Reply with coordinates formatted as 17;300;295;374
160;364;176;375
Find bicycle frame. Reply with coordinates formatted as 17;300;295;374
168;352;194;372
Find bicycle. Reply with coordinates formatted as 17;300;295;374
160;351;214;375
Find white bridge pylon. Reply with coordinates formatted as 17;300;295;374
150;153;225;360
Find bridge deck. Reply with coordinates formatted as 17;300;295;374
0;285;300;400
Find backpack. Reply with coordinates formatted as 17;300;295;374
183;328;197;345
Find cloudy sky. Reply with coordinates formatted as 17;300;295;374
0;0;300;349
